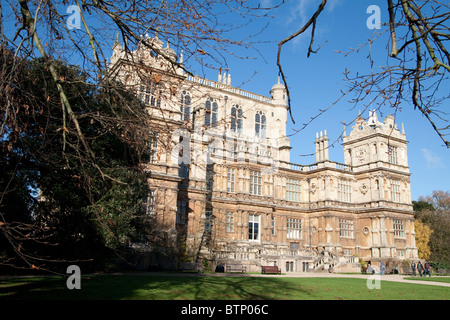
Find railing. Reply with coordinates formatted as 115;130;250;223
287;161;353;172
186;75;273;104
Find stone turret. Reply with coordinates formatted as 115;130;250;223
343;110;409;172
315;130;329;163
270;77;287;105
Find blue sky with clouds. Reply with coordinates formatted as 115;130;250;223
4;0;446;201
199;0;449;201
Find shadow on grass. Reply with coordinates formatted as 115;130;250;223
3;274;449;300
0;274;310;300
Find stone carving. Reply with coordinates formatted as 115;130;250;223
310;182;317;194
355;147;367;163
360;183;369;195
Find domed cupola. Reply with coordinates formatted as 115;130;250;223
270;77;287;104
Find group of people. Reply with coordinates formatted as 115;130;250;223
411;261;432;277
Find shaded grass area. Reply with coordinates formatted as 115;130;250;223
0;275;449;300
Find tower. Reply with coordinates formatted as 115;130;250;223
315;130;329;163
342;111;409;172
270;77;287;104
270;77;290;163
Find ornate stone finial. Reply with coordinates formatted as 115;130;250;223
113;31;121;49
368;110;378;128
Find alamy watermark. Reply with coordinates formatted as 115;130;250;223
367;5;381;30
66;265;81;289
366;274;381;290
66;5;81;30
170;127;282;178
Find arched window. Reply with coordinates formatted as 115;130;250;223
255;111;266;138
180;91;191;122
231;105;243;133
205;98;218;128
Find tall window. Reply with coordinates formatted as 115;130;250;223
339;218;354;238
286;178;301;202
255;111;266;138
149;132;159;163
287;218;302;239
271;216;276;235
140;83;161;107
205;98;218;128
338;179;352;202
179;163;189;179
231;105;243;133
180;91;191;122
250;170;262;196
388;146;398;164
176;200;187;225
226;212;234;232
390;179;401;202
227;168;235;193
145;190;155;215
248;214;260;241
393;219;404;238
205;209;213;232
206;164;214;192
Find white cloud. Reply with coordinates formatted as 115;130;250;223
283;0;346;49
287;1;313;26
421;148;445;170
326;0;346;12
287;0;345;24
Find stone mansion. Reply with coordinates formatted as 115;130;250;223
108;33;418;273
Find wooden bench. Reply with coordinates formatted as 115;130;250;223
261;266;281;274
438;269;447;276
179;262;202;274
226;264;246;274
402;268;413;275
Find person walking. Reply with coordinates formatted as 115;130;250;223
411;261;417;277
424;261;431;277
417;261;424;277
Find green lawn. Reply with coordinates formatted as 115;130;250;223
1;274;449;300
404;276;450;283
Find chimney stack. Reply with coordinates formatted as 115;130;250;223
315;130;329;163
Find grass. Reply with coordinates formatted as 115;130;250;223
1;274;449;300
404;276;450;283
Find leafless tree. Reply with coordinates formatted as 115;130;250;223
0;0;284;271
277;0;449;148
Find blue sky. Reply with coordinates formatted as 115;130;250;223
194;0;449;201
4;0;447;201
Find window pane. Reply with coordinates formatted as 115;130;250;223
248;214;259;240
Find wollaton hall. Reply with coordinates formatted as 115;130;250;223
108;33;418;273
